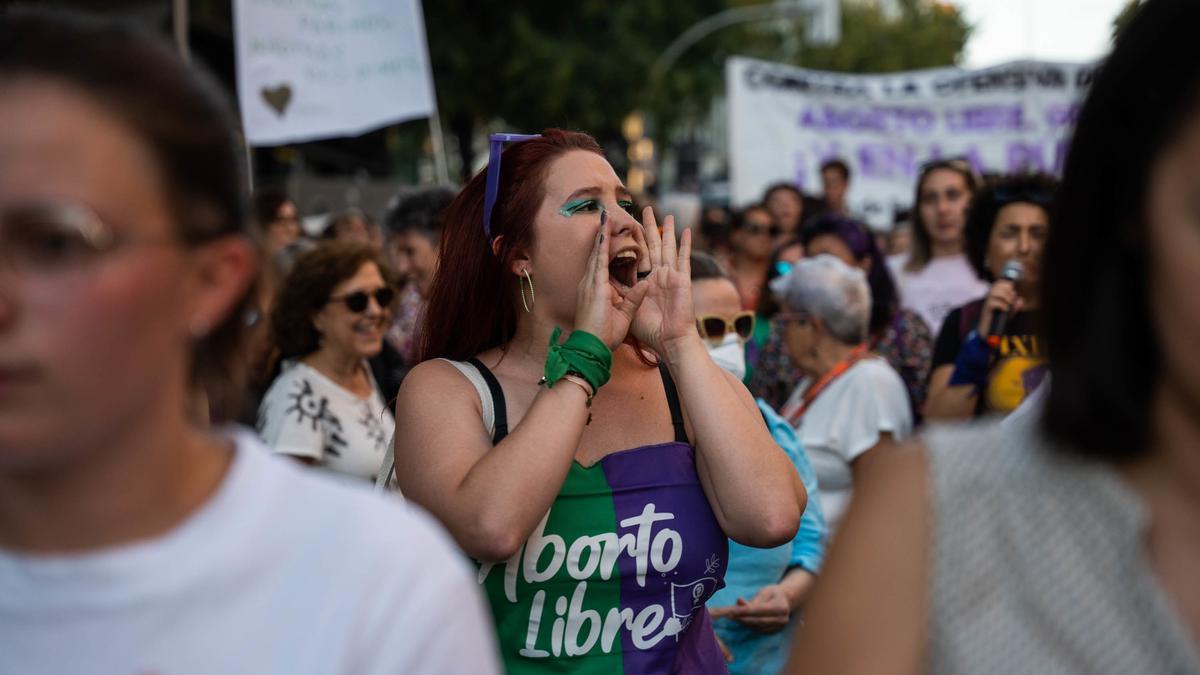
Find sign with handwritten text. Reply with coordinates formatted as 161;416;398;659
234;0;435;146
727;56;1094;227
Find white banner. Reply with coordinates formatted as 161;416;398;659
727;56;1095;228
235;0;436;146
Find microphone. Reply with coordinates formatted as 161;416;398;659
987;260;1024;348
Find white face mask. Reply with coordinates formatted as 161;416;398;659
706;332;747;381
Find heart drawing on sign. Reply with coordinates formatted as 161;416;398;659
261;84;293;117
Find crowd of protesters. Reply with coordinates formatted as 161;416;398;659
2;1;1199;674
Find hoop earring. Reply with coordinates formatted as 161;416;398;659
520;270;535;313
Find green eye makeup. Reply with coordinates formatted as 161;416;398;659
559;199;600;217
558;198;638;218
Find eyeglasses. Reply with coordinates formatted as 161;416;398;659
327;286;395;313
483;132;541;241
696;311;755;346
0;200;174;275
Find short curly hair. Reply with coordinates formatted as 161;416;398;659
964;173;1059;281
270;242;396;360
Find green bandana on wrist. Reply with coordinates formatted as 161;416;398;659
544;327;612;393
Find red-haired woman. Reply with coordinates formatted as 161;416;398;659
393;129;804;672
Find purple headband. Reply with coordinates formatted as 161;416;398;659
483;132;541;241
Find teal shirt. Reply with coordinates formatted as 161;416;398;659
706;399;826;675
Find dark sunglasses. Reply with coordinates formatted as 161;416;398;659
327;287;395;313
696;311;755;346
745;222;781;237
993;187;1053;206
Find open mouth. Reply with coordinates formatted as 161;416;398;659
608;249;639;289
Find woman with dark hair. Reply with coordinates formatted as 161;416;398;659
801;214;934;418
0;9;498;672
762;182;805;242
745;236;806;405
727;204;779;310
924;173;1056;420
888;159;989;334
790;1;1200;671
257;242;398;480
393;129;804;672
252;187;301;259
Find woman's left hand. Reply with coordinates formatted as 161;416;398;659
630;206;696;357
709;584;791;634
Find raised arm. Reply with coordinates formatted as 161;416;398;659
395;220;648;562
633;207;803;548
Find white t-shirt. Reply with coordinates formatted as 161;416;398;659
888;253;989;335
781;358;913;533
0;430;500;675
257;360;395;481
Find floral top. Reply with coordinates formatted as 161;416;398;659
385;281;424;363
748;310;933;422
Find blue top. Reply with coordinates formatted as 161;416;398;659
706;399;826;675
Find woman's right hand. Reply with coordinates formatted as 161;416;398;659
976;278;1024;336
574;219;650;350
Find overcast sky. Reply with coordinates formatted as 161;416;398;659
956;0;1130;67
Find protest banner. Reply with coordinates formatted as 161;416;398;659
234;0;436;147
727;56;1095;227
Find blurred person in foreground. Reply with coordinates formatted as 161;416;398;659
258;242;398;481
690;253;826;674
393;129;804;672
774;255;913;534
790;1;1200;671
801;214;934;421
727;204;779;311
382;186;454;362
925;174;1056;421
0;8;498;674
888;158;989;334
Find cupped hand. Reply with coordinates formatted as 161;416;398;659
629;206;698;357
573;218;651;351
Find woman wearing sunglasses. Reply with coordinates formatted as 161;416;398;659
257;242;398;480
393;129;804;673
728;205;780;311
924;174;1056;421
690;253;827;675
773;255;913;534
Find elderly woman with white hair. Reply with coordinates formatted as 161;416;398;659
773;255;913;533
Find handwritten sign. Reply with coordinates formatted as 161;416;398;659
234;0;435;146
727;56;1095;227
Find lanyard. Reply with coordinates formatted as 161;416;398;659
785;344;871;427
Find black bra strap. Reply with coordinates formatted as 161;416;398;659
657;363;689;444
467;358;509;444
